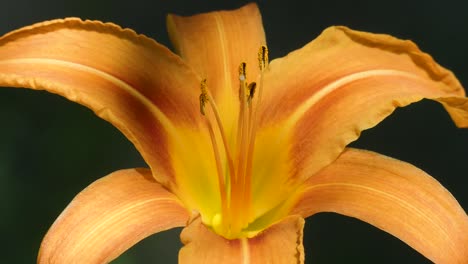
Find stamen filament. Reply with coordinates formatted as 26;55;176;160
205;118;228;226
201;79;236;187
205;90;236;191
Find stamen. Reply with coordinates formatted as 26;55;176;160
234;62;250;230
199;79;236;231
244;45;270;220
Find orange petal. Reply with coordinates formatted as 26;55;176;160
179;215;305;264
167;3;266;128
38;168;190;264
259;26;468;184
0;18;202;188
292;148;468;264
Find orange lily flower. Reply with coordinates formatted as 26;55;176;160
1;3;467;263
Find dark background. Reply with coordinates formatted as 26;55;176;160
1;0;467;263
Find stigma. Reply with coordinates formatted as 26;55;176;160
199;45;269;238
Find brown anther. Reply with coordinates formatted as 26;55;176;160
258;45;269;71
239;62;247;80
199;79;209;115
247;82;257;103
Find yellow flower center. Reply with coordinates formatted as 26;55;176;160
199;46;269;239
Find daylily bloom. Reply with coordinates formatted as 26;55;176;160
1;3;467;263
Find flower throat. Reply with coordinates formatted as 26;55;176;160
199;45;269;239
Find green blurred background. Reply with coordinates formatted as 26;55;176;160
1;0;467;263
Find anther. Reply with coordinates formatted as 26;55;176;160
238;62;248;101
199;79;209;115
247;82;257;104
239;62;247;81
258;45;269;71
